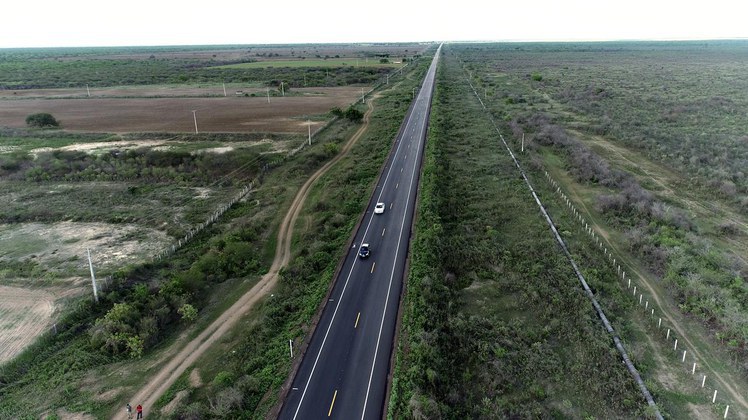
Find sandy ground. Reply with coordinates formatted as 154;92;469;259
121;94;379;418
0;87;363;134
24;138;295;157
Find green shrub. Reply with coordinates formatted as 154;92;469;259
25;113;59;128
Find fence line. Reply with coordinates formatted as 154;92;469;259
461;61;735;418
543;169;736;418
462;67;664;419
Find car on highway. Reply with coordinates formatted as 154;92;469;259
374;202;385;214
358;243;370;259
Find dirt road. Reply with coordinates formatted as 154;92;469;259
124;96;378;416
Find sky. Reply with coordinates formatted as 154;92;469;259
2;0;747;48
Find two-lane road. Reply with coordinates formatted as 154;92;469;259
280;46;441;420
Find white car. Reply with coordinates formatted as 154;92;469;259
374;202;385;214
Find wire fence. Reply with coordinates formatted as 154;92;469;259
461;57;735;419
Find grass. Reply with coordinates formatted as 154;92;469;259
0;44;426;90
389;45;654;419
455;40;748;416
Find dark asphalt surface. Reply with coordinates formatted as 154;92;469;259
279;46;441;420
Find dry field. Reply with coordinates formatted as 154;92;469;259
0;86;364;133
0;221;172;273
0;285;62;363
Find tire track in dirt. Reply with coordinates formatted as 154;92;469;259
122;96;379;417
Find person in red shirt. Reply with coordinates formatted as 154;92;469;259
136;404;143;419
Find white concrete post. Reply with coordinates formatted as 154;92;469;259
87;248;98;303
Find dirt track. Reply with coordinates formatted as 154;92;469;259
124;95;378;417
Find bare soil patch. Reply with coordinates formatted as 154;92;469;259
189;368;202;388
0;286;56;363
0;87;362;134
24;138;292;157
0;221;172;274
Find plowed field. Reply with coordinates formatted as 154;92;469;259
0;86;365;133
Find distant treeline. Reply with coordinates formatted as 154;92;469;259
0;58;391;90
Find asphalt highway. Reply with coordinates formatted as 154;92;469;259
279;45;441;420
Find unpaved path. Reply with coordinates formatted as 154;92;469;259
124;96;379;417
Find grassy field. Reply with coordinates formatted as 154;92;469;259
388;44;671;419
0;43;427;89
452;41;748;416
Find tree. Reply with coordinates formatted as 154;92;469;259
25;113;59;128
344;107;364;123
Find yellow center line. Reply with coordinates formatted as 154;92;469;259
355;312;361;328
328;390;338;417
382;227;386;236
371;262;376;273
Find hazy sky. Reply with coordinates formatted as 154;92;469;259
2;0;746;48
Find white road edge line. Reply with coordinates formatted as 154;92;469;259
360;58;437;419
291;75;425;420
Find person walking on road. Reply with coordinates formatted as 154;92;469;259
136;404;143;419
126;403;132;419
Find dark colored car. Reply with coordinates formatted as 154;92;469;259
358;243;370;259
